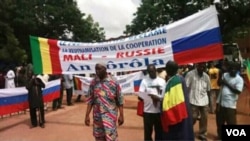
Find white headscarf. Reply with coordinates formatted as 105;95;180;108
97;62;107;68
36;74;46;86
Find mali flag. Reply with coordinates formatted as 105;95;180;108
244;59;250;90
73;75;82;91
29;36;62;74
161;75;188;132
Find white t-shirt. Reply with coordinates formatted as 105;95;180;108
139;76;166;113
63;74;73;89
5;70;16;88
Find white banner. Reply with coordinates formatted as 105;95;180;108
30;6;223;74
74;71;145;95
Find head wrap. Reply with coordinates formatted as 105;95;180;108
97;62;107;68
36;74;46;85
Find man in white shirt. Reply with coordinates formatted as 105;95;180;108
139;64;166;141
185;62;211;140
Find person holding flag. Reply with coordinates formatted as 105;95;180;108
243;59;250;91
161;60;194;140
26;71;46;128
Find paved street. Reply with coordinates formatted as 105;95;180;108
1;89;250;141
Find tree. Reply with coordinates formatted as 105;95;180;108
0;0;27;65
0;0;105;64
124;0;250;43
215;0;250;41
72;15;105;42
124;0;210;35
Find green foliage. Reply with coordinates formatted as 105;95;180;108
216;0;250;42
124;0;210;36
124;0;250;42
0;0;105;64
0;21;26;64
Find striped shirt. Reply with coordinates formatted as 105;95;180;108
86;76;123;140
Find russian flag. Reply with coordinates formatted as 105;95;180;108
29;6;223;74
0;87;29;116
42;79;61;102
167;5;223;65
133;79;142;92
0;79;60;116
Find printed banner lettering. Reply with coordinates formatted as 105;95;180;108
30;6;223;74
74;71;144;95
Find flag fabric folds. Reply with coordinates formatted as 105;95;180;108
133;79;142;92
0;79;60;116
161;75;188;132
29;5;223;75
73;76;82;91
244;59;250;90
29;36;62;74
73;71;144;95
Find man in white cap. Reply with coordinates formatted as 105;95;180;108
85;62;124;141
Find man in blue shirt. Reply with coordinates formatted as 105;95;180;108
216;61;244;139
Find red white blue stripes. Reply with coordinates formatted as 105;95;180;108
0;79;60;116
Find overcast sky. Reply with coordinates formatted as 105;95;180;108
76;0;141;39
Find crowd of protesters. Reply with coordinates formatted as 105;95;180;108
137;58;245;141
0;62;33;89
0;63;88;128
0;58;246;140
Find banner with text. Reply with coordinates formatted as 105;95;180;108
30;5;223;74
74;71;144;95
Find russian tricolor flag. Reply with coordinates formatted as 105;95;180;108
134;79;142;92
0;87;29;116
42;79;61;102
29;6;223;74
0;79;60;116
168;5;223;65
